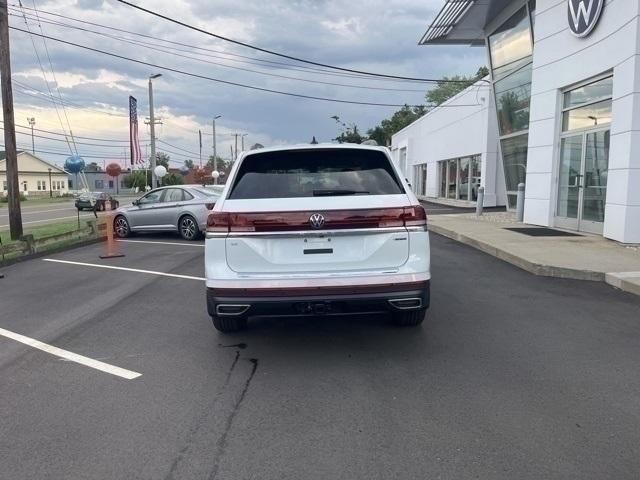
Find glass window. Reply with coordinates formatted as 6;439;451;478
109;180;114;189
582;130;609;222
501;134;529;198
439;161;447;198
95;180;104;189
495;63;532;135
447;158;458;199
488;7;532;80
229;149;404;199
163;188;184;203
563;77;613;109
471;156;481;201
459;157;470;201
562;99;612;131
138;190;164;205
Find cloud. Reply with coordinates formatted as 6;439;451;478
6;0;484;166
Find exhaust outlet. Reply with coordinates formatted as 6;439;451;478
216;304;250;316
388;298;422;310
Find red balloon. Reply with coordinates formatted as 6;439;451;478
106;163;122;177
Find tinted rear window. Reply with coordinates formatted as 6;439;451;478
228;149;404;199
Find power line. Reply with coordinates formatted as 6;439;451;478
9;3;407;83
10;27;480;108
114;0;484;84
15;2;75;154
156;138;200;157
1;120;132;143
9;11;427;93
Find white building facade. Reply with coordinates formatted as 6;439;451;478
414;0;640;243
391;80;506;207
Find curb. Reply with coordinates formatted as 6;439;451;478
428;223;605;282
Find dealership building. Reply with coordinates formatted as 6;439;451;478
392;0;640;243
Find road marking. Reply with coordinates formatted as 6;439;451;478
0;327;142;380
0;214;96;228
0;207;76;217
117;239;204;247
43;258;206;281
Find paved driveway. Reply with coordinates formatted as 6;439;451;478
0;233;639;479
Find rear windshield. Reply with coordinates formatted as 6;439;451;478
228;149;404;199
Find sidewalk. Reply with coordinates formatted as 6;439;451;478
427;211;640;297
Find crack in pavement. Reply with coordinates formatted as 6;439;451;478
208;358;258;480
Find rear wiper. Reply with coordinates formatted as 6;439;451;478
312;189;369;196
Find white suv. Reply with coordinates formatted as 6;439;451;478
204;144;431;332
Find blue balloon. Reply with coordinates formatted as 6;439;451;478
64;155;86;174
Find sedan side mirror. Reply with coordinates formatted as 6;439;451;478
132;199;140;206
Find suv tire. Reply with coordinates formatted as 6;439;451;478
392;308;426;326
211;315;247;333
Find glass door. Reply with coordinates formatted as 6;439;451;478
556;129;609;233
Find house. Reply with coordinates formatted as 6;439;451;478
0;151;69;197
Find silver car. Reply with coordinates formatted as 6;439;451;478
113;185;220;241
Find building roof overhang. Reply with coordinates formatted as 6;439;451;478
419;0;514;46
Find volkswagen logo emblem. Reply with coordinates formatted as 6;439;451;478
568;0;604;37
309;213;325;229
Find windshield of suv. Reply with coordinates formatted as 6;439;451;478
228;149;404;199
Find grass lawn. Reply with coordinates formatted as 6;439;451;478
0;220;84;245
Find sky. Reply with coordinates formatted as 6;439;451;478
3;0;485;170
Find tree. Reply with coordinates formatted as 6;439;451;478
162;173;184;185
183;159;194;169
331;115;367;144
207;155;231;178
155;152;170;168
367;105;428;146
122;170;150;190
425;66;489;106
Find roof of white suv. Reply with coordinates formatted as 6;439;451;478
239;142;390;158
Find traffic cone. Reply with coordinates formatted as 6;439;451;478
99;212;125;259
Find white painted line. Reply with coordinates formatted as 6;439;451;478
43;258;205;281
0;327;142;380
0;214;96;228
117;239;204;247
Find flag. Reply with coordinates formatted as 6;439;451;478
129;96;143;166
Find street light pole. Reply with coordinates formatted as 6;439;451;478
148;73;162;188
47;167;52;198
212;115;220;184
27;117;35;154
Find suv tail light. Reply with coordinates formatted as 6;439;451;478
207;206;427;233
402;205;427;228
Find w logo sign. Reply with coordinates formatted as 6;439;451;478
568;0;604;37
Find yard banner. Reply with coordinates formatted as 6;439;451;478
128;96;143;166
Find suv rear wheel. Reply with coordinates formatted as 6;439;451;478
392;309;426;326
211;315;247;333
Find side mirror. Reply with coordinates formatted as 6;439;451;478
132;199;140;206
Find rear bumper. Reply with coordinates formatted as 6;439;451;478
207;281;430;318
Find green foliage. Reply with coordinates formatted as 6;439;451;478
331;115;367;144
425;66;489;106
183;159;194;169
207;155;231;177
122;171;150;189
0;193;27;203
162;173;184;185
366;105;428;146
155;152;170;168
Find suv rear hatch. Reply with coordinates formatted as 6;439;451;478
209;148;424;275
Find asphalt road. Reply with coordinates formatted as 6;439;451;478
1;233;639;479
0;201;100;229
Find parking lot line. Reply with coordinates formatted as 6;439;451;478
0;327;142;380
43;258;206;281
117;239;205;247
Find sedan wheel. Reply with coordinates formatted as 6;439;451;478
114;216;130;238
179;215;199;241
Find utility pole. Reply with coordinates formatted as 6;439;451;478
233;133;239;162
241;133;247;152
0;0;23;240
199;129;202;168
27;116;35;154
212;115;220;184
148;73;162;188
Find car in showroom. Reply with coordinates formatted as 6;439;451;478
204;143;431;332
75;191;119;211
113;185;220;240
